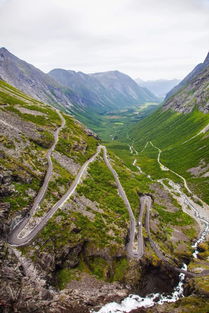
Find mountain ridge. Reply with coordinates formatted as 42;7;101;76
0;48;158;121
49;68;159;111
162;52;209;113
165;52;209;101
0;47;76;109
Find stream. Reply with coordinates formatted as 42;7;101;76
92;143;209;313
93;222;209;313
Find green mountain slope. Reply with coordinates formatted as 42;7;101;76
0;47;77;110
127;108;209;202
1;80;203;312
123;53;209;203
0;48;159;136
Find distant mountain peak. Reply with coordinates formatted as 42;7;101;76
92;70;123;77
0;47;9;53
0;47;11;58
203;51;209;66
50;68;159;109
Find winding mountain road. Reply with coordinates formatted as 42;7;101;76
32;110;66;211
102;147;138;258
128;139;209;276
9;145;102;246
149;140;209;214
144;195;166;260
137;196;147;258
8;110;65;239
8;121;139;259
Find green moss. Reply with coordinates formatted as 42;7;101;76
112;258;129;282
173;296;209;313
0;135;15;149
56;268;80;289
87;256;109;280
183;227;197;239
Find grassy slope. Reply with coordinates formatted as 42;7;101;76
66;102;160;142
1;81;148;287
122;108;209;203
0;80;203;294
0;80;98;214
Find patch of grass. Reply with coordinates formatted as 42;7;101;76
173;296;209;313
56;268;80;289
154;203;195;226
56;114;98;164
77;158;128;216
0;135;15;149
87;256;109;280
4;105;58;128
112;258;129;282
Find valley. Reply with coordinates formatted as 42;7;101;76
90;102;159;142
0;50;209;313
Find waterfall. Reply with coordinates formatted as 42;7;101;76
92;223;209;313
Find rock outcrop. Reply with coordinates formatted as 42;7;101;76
163;52;209;113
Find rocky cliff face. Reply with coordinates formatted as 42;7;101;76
0;48;78;110
163;52;209;113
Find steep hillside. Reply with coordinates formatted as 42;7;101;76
0;48;158;120
91;70;158;107
165;52;209;103
127;109;209;201
122;53;209;203
49;69;113;111
136;78;180;98
1;80;204;313
0;47;77;110
0;80;130;311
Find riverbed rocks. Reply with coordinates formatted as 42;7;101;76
56;274;129;308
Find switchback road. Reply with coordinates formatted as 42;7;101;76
9;130;139;259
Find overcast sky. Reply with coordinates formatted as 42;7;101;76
0;0;209;80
